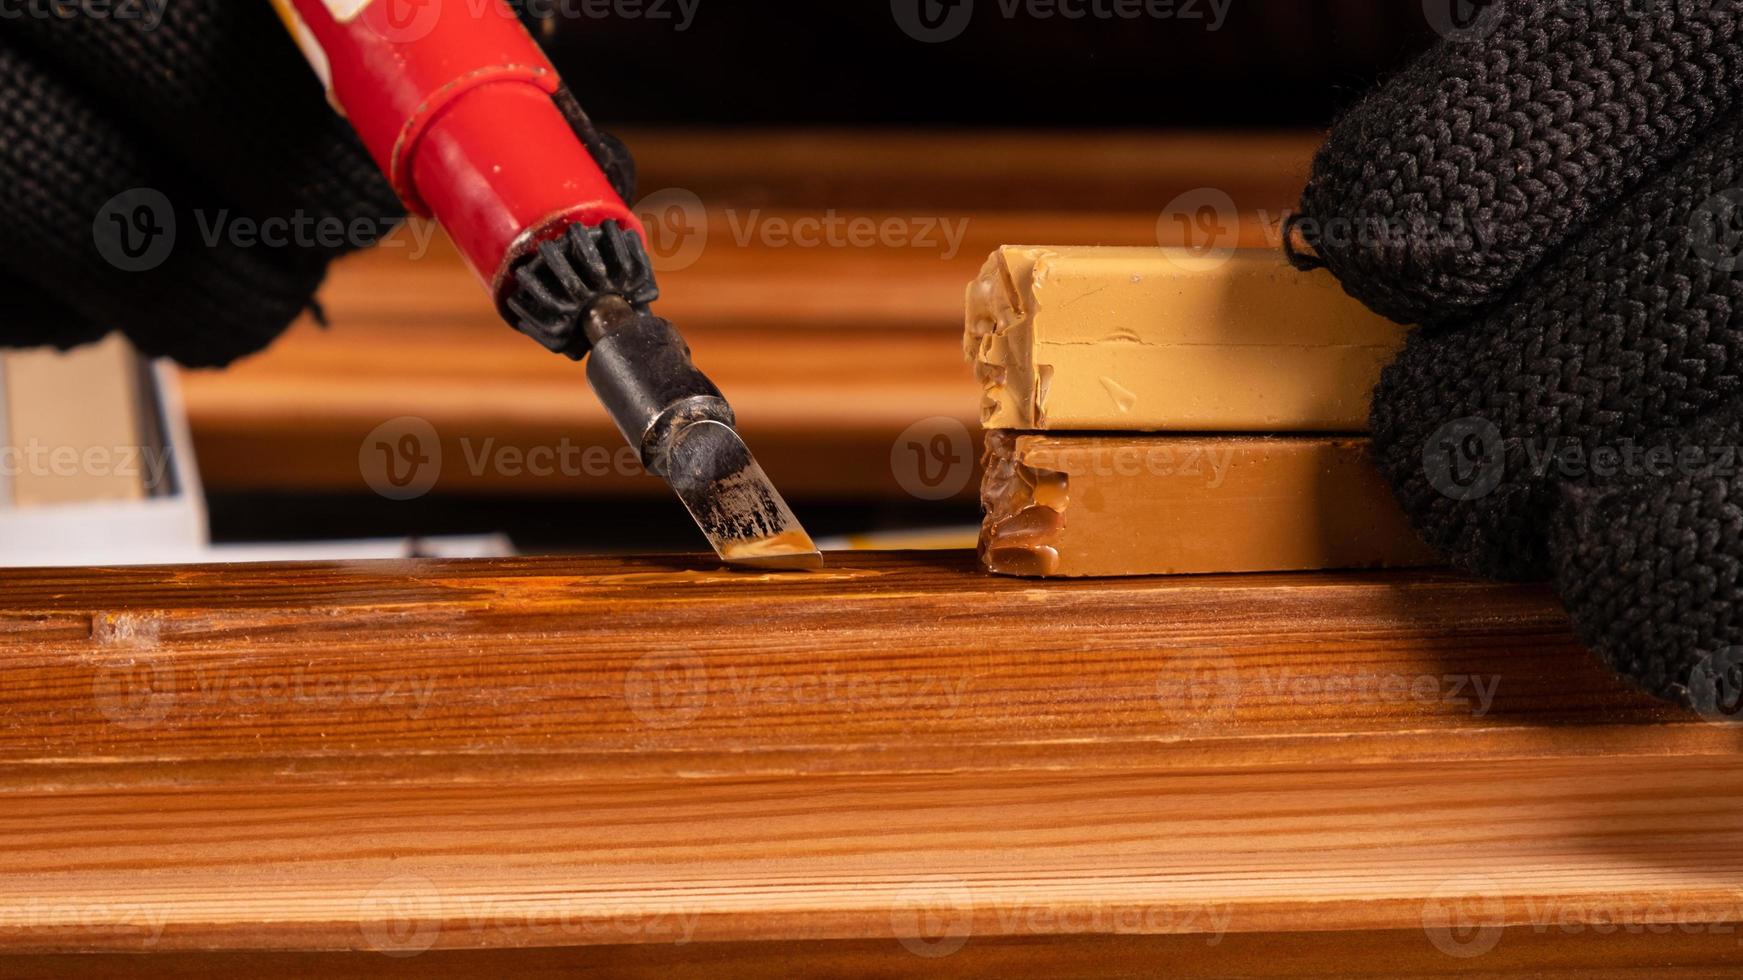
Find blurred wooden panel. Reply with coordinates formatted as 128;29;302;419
621;128;1320;211
181;131;1319;498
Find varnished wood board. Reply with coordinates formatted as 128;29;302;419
0;553;1734;973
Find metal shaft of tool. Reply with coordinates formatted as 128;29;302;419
584;297;822;569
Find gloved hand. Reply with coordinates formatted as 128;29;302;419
0;1;410;367
1286;1;1743;712
0;2;636;370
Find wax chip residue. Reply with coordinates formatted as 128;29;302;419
1100;376;1138;414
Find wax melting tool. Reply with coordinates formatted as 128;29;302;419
273;0;821;569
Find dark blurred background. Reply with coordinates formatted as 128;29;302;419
539;0;1438;127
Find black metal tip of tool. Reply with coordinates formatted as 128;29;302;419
569;271;821;571
666;420;823;570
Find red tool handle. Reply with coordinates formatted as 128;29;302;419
279;0;643;302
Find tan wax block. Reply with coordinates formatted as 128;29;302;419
979;432;1437;578
964;246;1406;432
4;336;146;507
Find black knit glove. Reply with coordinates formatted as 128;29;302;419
1288;0;1743;713
0;1;405;368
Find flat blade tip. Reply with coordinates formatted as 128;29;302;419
723;546;827;572
667;420;824;573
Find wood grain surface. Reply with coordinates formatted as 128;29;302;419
0;552;1738;975
179;130;1318;498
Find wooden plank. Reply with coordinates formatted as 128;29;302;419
0;553;1734;974
181;131;1318;498
13;928;1743;979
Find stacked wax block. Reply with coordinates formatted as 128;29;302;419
964;246;1435;577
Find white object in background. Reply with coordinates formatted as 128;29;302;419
0;353;10;509
0;345;207;568
0;342;518;569
204;534;515;564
